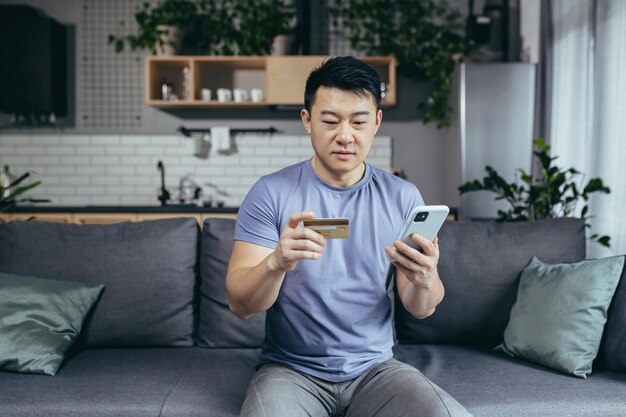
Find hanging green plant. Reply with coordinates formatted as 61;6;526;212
329;0;471;128
108;0;201;54
212;0;294;55
108;0;294;56
458;138;611;247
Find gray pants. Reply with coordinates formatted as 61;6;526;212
239;358;472;417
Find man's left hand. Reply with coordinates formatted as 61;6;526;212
385;234;439;289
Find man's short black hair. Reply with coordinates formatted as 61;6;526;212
304;56;382;112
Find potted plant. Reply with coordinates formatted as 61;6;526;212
0;165;49;222
109;0;294;56
212;0;294;55
458;138;611;247
329;0;471;128
108;0;201;54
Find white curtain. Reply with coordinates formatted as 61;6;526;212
549;0;626;258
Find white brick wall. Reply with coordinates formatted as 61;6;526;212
0;134;392;207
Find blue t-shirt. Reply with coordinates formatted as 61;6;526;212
234;160;424;382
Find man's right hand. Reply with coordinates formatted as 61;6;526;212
267;211;327;273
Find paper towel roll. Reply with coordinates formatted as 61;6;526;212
211;127;231;155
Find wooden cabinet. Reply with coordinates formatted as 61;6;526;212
73;213;138;224
1;212;236;225
3;213;73;223
146;56;396;108
136;213;203;224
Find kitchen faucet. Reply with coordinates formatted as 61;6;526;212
156;160;170;206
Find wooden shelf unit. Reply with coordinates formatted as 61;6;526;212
146;56;397;108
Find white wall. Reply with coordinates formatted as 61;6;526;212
0;134;392;207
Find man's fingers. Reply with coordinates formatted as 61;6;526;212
287;211;316;229
386;246;424;272
289;238;325;253
279;244;323;264
287;248;323;260
283;213;327;247
391;239;438;272
280;229;326;257
386;246;436;283
409;233;438;256
290;226;327;247
275;211;325;270
393;240;427;264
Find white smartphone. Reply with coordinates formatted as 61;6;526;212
397;205;449;251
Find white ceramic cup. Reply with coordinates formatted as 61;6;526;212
217;88;232;102
250;88;264;103
200;88;211;101
233;88;248;103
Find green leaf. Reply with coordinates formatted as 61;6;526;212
7;172;30;189
597;235;611;247
581;205;589;218
4;182;41;201
583;178;610;195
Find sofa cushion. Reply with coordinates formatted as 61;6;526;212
495;256;624;378
0;347;257;417
0;218;198;348
198;218;265;348
160;348;259;416
0;272;104;375
395;344;626;417
600;261;626;372
395;218;586;346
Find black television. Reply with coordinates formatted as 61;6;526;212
0;5;68;122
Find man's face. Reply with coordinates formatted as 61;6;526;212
301;86;382;186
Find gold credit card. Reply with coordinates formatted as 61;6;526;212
303;218;350;239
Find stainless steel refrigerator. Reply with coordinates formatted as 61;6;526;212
443;62;537;220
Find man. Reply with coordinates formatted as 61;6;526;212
227;56;471;417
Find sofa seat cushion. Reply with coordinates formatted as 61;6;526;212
0;347;259;417
394;344;626;417
0;218;198;348
159;348;259;416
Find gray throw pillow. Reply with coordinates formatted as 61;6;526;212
0;272;104;375
495;256;624;378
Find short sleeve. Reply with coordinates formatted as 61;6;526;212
234;178;280;249
403;183;425;221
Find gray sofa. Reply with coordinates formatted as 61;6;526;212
0;217;624;417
